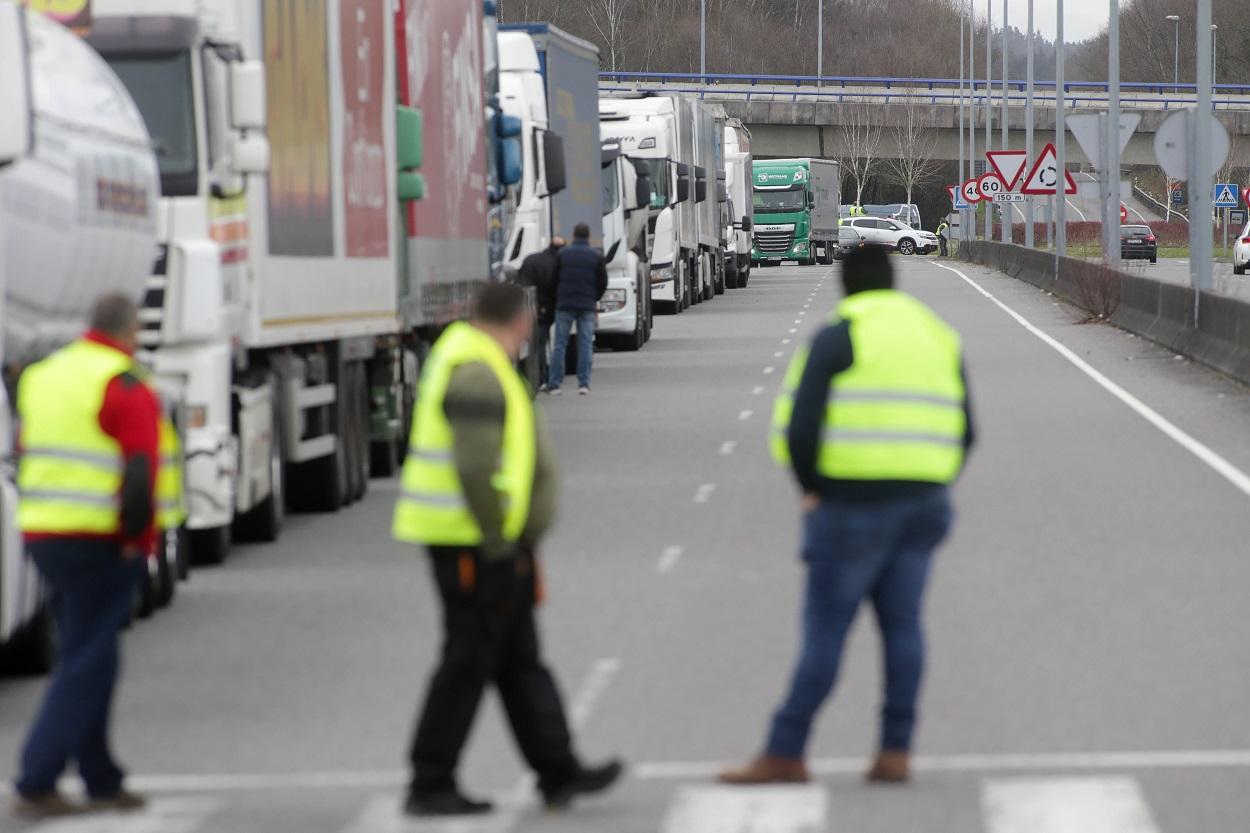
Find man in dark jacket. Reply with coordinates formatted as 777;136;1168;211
545;224;608;395
518;237;564;388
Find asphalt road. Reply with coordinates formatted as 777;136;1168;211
1119;256;1249;301
3;258;1250;832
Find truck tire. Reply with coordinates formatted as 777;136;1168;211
235;406;285;543
2;606;56;676
713;260;726;295
189;524;230;566
346;362;369;503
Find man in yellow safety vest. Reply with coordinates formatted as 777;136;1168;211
720;245;975;786
13;295;166;819
393;282;621;817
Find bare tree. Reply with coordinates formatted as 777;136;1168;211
837;104;884;207
882;104;943;222
583;0;639;72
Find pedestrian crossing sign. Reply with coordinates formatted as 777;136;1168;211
948;185;968;210
1213;183;1239;208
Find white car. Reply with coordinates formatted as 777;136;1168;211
1235;221;1250;276
843;217;940;255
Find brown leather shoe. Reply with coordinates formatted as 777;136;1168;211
87;789;147;812
12;791;83;819
866;749;911;783
718;755;809;785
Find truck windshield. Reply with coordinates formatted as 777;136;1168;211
106;51;198;197
754;188;805;212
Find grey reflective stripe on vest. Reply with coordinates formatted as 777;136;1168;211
158;499;182;512
21;447;123;472
398;488;467;509
19;489;117;507
831;389;963;409
823;429;963;446
407;449;455;464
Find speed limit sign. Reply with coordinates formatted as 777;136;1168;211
977;173;1006;200
961;178;983;204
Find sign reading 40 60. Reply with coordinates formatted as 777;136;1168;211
20;0;90;29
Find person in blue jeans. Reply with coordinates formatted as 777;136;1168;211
721;245;975;786
545;223;607;395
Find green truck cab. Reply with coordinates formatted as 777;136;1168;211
751;158;840;267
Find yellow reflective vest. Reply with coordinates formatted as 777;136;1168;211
18;339;136;535
771;290;966;484
392;322;537;546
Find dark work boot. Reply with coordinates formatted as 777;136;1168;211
541;759;624;809
404;787;494;817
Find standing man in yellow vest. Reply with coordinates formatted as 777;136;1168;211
721;245;974;786
393;283;621;817
13;295;162;819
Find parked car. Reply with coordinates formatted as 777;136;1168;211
861;203;923;229
1120;224;1158;264
1234;221;1250;276
833;225;866;259
842;217;940;255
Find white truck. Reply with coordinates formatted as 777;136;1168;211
691;99;723;300
597;143;653;351
84;0;520;566
0;1;161;670
598;94;698;314
723;118;753;288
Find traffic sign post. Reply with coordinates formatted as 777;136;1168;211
1231;208;1248;228
1019;143;1078;196
961;178;983;206
1213;183;1239;208
948;185;969;211
985;150;1029;191
994;193;1026;203
1171;189;1185;205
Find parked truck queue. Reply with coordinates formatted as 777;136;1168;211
0;0;842;675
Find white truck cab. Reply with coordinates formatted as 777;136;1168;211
596;144;652;351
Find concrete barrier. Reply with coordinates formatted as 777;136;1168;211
959;240;1250;387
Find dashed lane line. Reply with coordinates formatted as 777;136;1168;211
752;386;766;396
762;366;775;375
738;410;753;421
657;545;685;574
719;440;737;455
933;261;1250;498
693;483;717;504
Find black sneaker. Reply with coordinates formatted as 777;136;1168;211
541;759;624;809
404;788;493;817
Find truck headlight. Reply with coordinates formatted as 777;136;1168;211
650;266;674;285
794;242;809;253
598;289;627;313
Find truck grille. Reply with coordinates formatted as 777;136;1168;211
754;230;794;254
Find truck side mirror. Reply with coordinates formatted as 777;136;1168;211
543;131;567;196
396;105;425;201
0;4;32;168
741;216;753;232
695;180;707;203
675;162;691;204
230;61;267;130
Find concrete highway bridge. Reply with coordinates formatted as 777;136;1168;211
600;73;1250;167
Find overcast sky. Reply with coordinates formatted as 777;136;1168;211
990;0;1114;44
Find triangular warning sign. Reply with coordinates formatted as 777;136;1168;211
1019;143;1078;195
986;150;1029;191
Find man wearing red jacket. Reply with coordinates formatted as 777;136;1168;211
12;295;159;819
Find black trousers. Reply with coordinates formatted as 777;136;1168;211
938;236;948;256
410;547;576;792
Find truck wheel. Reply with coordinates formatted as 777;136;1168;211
189;524;230;566
714;262;725;295
2;607;56;676
348;363;370;503
154;530;177;608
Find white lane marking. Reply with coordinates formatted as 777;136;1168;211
933;261;1250;498
982;777;1160;833
738;410;753;421
341;795;497;833
635;748;1250;780
788;328;798;334
659;785;827;833
763;366;775;375
719;440;738;455
752;386;766;396
773;351;784;358
569;657;623;729
26;798;221;833
657;545;685;574
694;483;717;503
781;339;791;345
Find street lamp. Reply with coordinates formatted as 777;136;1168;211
1165;14;1180;86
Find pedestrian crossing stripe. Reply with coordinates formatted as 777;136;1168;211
23;798;220;833
983;777;1161;833
1214;183;1239;208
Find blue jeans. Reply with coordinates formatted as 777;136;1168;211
16;539;143;798
547;310;595;390
767;491;953;758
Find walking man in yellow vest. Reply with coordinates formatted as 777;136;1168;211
13;295;164;819
721;245;974;786
393;283;621;816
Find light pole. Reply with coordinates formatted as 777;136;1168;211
1211;23;1218;87
1055;0;1066;260
817;0;824;86
1105;0;1121;270
1000;0;1009;242
1025;0;1035;248
959;0;965;244
1165;14;1180;86
700;0;706;83
984;0;992;241
968;0;976;242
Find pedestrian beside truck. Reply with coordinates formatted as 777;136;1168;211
721;245;974;786
545;223;608;396
393;283;622;816
12;295;168;819
518;236;566;389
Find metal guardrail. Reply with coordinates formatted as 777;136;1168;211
600;83;1248;112
599;71;1250;96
